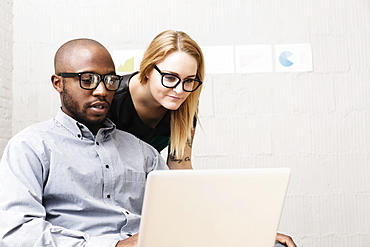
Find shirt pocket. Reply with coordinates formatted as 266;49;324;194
119;170;147;214
124;170;146;183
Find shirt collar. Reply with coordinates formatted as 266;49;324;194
55;108;116;140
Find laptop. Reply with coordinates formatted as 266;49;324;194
137;168;291;247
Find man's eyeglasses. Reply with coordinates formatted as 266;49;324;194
154;65;202;92
58;72;122;91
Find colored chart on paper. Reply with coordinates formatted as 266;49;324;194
279;51;294;67
118;57;134;72
275;44;312;72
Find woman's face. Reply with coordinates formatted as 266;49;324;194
146;51;198;110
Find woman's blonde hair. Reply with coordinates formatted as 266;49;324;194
138;30;205;159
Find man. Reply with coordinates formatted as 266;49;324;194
0;38;168;246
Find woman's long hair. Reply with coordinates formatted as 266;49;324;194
138;30;205;159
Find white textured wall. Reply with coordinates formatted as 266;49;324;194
0;0;12;155
9;0;370;246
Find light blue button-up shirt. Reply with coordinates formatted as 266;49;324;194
0;109;168;247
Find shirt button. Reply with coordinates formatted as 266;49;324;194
96;142;99;145
106;165;109;169
107;194;110;198
77;134;81;138
127;232;132;237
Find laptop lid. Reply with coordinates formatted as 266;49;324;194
138;168;291;247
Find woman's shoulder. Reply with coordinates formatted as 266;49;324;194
115;71;139;95
109;72;138;123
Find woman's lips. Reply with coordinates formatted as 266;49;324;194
168;95;181;100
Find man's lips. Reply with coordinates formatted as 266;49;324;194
88;101;110;115
90;101;109;109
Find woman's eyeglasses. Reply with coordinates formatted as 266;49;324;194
154;65;202;92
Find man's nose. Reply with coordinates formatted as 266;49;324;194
92;81;108;96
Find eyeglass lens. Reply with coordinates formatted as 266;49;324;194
162;74;199;92
80;73;120;91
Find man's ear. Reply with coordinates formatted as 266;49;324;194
51;74;63;93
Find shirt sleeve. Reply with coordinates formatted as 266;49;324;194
140;138;169;173
0;134;118;247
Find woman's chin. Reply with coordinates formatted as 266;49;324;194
163;104;181;111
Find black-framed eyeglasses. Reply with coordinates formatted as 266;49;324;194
154;65;202;92
58;72;122;91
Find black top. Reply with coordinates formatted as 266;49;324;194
108;72;171;153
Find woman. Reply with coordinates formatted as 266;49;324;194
109;30;204;169
109;30;297;246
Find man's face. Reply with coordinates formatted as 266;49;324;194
58;46;116;131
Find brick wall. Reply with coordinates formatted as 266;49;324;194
0;0;12;155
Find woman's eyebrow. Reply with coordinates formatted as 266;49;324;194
163;70;197;78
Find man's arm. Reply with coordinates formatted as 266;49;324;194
0;135;118;247
115;234;138;247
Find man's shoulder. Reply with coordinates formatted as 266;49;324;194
112;128;141;141
112;128;159;152
13;119;57;139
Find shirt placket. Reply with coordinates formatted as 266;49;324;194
94;134;115;205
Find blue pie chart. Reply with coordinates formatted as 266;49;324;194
279;51;294;67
